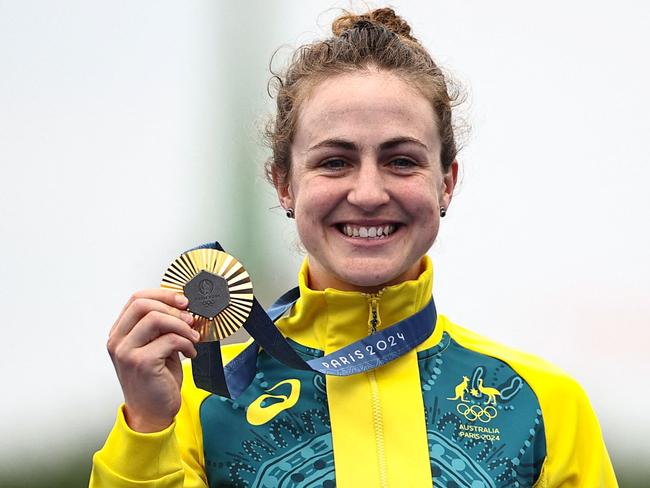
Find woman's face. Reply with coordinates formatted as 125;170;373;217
276;69;457;292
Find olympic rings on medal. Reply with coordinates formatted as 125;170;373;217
456;403;498;423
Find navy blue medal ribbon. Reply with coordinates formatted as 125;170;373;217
190;241;437;399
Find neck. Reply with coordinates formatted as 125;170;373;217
306;256;424;293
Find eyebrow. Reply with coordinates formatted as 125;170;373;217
307;136;430;153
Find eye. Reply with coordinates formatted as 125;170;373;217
389;157;417;170
321;158;348;171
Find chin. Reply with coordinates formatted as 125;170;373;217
342;274;394;290
332;263;415;292
308;252;425;292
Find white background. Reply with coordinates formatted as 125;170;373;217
1;0;648;478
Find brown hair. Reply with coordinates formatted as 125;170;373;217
265;7;464;188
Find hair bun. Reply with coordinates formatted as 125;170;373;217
332;7;417;42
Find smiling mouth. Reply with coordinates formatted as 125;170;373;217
336;223;400;239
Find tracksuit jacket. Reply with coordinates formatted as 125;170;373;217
91;257;617;487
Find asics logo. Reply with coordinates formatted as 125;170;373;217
246;379;301;426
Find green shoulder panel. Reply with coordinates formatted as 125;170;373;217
419;331;546;487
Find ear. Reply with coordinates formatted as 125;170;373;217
271;166;294;211
440;159;459;209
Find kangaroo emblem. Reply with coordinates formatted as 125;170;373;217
447;376;470;402
478;378;502;405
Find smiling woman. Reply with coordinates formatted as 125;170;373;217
90;7;618;488
279;69;456;292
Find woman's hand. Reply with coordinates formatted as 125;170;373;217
107;289;200;433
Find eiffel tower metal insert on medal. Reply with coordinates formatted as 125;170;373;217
161;248;254;342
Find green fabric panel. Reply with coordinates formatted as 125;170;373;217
200;335;546;487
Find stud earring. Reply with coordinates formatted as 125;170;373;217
440;207;447;218
285;208;295;219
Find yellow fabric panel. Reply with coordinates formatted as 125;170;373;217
444;319;618;488
325;373;381;485
90;405;188;487
375;349;432;487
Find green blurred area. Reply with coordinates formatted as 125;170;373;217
0;441;646;487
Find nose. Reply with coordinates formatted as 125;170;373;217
346;159;390;211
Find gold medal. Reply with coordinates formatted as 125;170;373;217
161;248;253;342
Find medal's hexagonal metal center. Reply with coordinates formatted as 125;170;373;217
184;270;230;319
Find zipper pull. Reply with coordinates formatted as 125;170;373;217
367;293;382;334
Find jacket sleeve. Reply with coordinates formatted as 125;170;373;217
534;375;618;488
444;320;618;488
89;362;210;488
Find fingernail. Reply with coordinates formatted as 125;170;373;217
176;294;188;307
193;330;200;340
181;311;194;324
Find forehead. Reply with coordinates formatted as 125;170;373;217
293;70;439;151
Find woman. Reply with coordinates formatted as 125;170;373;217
90;8;617;487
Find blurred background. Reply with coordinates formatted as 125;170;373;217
1;1;648;486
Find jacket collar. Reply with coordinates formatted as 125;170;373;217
277;256;439;354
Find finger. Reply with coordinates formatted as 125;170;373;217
124;311;199;350
110;289;189;335
141;332;198;362
112;297;193;339
122;311;199;350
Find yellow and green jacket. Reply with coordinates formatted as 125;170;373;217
91;257;617;487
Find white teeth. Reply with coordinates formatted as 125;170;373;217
341;224;397;238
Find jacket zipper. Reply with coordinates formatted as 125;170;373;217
366;292;388;488
367;292;382;333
